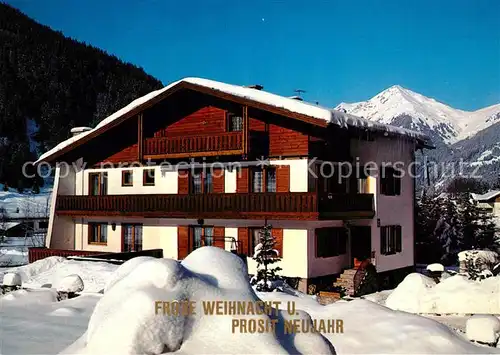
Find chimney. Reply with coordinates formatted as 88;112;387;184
288;95;303;101
246;84;264;90
70;127;92;137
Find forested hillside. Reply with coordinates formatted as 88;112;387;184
0;3;163;191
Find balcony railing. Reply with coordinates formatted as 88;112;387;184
55;193;374;220
144;132;243;158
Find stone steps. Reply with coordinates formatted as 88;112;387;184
333;268;359;296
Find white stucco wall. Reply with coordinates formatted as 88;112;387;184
224;227;238;251
74;219;122;253
269;159;309;192
143;225;178;259
224;168;237;193
351;137;415;273
306;221;350;278
49;215;75;249
76;166;178;195
74;217;179;257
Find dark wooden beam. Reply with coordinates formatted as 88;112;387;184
138;113;143;161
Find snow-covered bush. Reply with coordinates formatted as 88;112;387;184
385;273;500;314
459;250;499;280
249;224;282;292
426;263;444;273
56;274;84;300
56;274;84;293
2;272;22;287
1;272;22;293
466;315;500;346
385;273;436;313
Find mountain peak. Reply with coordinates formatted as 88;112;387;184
335;85;500;145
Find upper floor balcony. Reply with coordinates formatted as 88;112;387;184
55;192;375;221
143;132;244;159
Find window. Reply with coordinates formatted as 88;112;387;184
89;172;107;195
190;226;214;250
38;221;49;229
249;228;263;255
250;167;276;193
190;169;213;194
380;225;402;255
266;168;276;192
122;170;133;186
357;170;369;194
226;112;243;132
89;223;108;244
316;227;348;258
122;224;142;252
380;166;401;196
143;169;155;186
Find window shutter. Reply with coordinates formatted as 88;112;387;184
212;168;225;193
380;227;387;255
178;170;190;194
272;228;283;257
236;167;249;193
380;168;386;195
214;227;225;249
238;228;249;255
178;226;189;259
396;226;402;252
394;176;401;196
276;165;290;192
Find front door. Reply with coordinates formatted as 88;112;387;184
122;224;143;252
350;226;371;263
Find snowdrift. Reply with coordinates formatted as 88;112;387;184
0;256;118;292
62;247;492;354
386;272;500;314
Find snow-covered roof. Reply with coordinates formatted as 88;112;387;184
472;190;500;202
35;77;433;164
0;222;21;231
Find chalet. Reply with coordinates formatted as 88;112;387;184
472;190;500;224
35;77;432;292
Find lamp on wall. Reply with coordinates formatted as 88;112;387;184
111;223;116;231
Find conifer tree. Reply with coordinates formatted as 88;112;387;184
434;197;462;264
250;224;282;292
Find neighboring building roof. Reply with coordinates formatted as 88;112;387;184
472;190;500;202
0;222;21;231
35;77;433;164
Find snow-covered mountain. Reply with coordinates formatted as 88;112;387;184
335;86;500;187
336;85;500;145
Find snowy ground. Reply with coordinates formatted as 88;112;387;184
0;184;52;218
1;250;499;354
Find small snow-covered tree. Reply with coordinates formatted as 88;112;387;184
250;225;282;291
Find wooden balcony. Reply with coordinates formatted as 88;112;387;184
55;193;375;220
144;132;243;159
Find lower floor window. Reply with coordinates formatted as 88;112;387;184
380;225;402;255
249;228;263;255
191;226;214;250
123;224;143;252
89;223;108;244
316;227;347;258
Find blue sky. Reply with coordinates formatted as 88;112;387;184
7;0;500;110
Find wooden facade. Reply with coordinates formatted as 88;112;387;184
51;87;353;167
